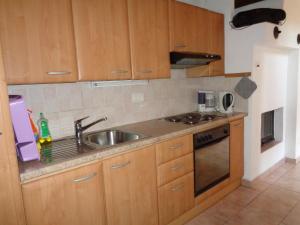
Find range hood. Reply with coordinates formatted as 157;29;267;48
170;51;221;69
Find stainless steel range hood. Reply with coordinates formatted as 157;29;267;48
170;52;221;69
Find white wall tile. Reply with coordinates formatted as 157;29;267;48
8;71;246;139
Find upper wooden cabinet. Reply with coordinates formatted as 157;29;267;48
22;163;106;225
128;0;170;79
208;11;225;76
230;119;244;181
103;146;158;225
72;0;132;81
0;81;26;225
169;0;209;53
0;0;78;84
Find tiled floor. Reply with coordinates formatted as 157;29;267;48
186;162;300;225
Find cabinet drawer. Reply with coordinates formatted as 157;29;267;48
158;172;194;225
157;153;193;186
156;134;192;165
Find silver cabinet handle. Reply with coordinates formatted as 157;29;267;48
175;44;187;48
171;183;184;192
169;143;183;150
73;172;97;183
137;69;153;74
171;164;183;171
47;71;71;75
111;161;131;169
111;69;128;74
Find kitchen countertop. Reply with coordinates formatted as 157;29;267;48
19;112;246;183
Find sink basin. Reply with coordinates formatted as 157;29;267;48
84;130;146;148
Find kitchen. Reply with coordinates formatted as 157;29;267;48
1;0;300;225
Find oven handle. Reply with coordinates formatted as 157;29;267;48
194;135;229;150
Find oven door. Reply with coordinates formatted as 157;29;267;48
194;136;230;196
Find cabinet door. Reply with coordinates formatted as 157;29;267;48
0;45;5;81
0;81;26;225
230;119;244;181
103;146;158;225
22;163;106;225
158;172;194;225
208;11;225;76
72;0;132;81
128;0;170;79
0;0;78;84
171;1;209;53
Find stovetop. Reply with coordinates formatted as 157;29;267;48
164;112;225;125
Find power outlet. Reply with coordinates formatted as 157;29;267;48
131;93;144;103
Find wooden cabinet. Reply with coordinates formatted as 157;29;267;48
156;134;193;165
128;0;170;79
158;172;194;225
0;0;78;84
208;11;225;76
72;0;132;81
230;119;244;181
103;146;158;225
0;45;5;81
170;0;209;53
0;81;26;225
157;153;193;186
22;163;106;225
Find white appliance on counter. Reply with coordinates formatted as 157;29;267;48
198;90;216;113
217;91;235;113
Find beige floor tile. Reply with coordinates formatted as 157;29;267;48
225;207;285;225
283;202;300;225
185;212;226;225
222;186;260;207
246;186;300;218
275;177;300;193
243;179;271;192
204;199;244;221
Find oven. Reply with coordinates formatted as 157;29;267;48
193;124;230;197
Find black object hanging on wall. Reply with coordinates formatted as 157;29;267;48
230;8;286;29
273;26;282;39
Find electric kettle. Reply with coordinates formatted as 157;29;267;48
217;92;234;113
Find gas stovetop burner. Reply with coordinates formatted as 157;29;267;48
164;112;224;125
165;116;182;123
202;114;217;121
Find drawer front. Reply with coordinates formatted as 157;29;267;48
156;134;192;165
157;153;193;186
158;172;194;225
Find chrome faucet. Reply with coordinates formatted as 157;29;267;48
75;116;107;145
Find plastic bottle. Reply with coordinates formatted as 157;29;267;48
37;113;52;144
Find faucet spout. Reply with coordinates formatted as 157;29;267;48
75;116;107;145
82;117;107;132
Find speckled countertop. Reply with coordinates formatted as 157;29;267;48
19;112;246;183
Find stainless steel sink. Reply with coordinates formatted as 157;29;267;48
83;130;146;148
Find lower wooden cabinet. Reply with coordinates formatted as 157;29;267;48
103;146;159;225
158;172;194;225
230;119;244;181
22;163;106;225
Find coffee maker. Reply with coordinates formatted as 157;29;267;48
198;91;216;112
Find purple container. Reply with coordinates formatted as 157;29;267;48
9;95;40;162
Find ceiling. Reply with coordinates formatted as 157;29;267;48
235;0;265;8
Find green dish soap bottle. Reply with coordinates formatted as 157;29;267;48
37;113;52;144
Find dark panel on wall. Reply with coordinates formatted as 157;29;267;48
235;0;265;8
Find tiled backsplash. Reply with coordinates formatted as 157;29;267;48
8;70;247;139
